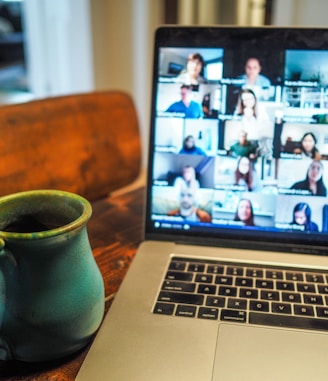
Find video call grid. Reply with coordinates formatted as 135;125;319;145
150;46;328;233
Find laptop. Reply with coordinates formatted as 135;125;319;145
77;26;328;381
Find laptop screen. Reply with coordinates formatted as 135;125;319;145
146;26;328;254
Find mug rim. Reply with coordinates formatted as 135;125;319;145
0;189;92;240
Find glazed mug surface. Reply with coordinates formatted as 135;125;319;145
0;190;105;362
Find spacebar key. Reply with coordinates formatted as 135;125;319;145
249;312;328;332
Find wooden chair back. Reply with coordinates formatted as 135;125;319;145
0;91;141;200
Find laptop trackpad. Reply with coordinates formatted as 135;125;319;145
212;324;328;381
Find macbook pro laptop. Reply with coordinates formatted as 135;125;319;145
77;26;328;381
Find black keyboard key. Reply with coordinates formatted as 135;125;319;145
261;290;280;301
188;263;205;273
206;296;225;308
197;284;216;295
249;312;328;331
235;277;253;287
227;266;243;276
169;261;186;271
165;271;193;281
158;291;204;305
266;270;283;279
316;307;328;318
297;283;316;293
195;274;213;283
276;281;295;291
246;268;264;278
215;275;233;285
207;265;224;274
256;279;274;289
271;302;292;314
303;294;324;305
239;288;258;299
306;274;325;283
220;309;247;323
286;272;303;281
176;305;196;318
162;280;195;293
198;307;219;320
249;300;269;312
218;286;237;297
282;292;301;303
228;298;247;310
294;304;315;316
318;285;328;294
153;302;175;315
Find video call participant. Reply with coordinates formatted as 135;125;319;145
235;156;260;191
230;130;257;159
173;165;200;190
234;88;271;141
176;53;205;86
291;202;319;232
238;57;271;87
294;132;321;160
166;85;203;119
233;198;256;226
234;88;258;118
290;160;327;196
167;187;211;223
179;135;206;156
237;57;272;101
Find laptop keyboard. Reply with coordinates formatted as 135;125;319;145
153;257;328;331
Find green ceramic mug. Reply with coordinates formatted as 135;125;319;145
0;189;105;362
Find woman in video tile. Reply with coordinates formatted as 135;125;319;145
176;53;205;86
173;165;200;190
233;198;256;227
179;135;207;156
293;132;321;160
234;156;260;191
291;202;319;232
234;88;271;142
291;160;327;196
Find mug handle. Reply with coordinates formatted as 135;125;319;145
0;238;16;360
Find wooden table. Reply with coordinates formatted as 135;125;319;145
0;186;145;381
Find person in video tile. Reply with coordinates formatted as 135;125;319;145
176;53;205;86
294;132;321;160
233;198;255;226
234;156;260;191
179;135;206;155
167;187;211;223
238;57;271;87
291;160;327;196
235;88;258;118
166;85;203;119
173;165;200;190
230;130;257;160
234;88;270;141
291;202;319;232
